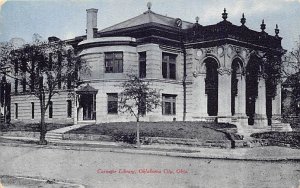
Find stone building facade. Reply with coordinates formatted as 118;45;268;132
10;5;289;130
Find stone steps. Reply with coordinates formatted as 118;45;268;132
266;123;293;132
46;132;63;141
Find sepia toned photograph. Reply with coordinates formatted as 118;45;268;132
0;0;300;187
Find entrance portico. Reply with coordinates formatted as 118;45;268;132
75;84;98;123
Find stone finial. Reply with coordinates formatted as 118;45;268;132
147;2;152;10
241;13;246;26
275;24;280;36
195;16;199;23
261;19;266;32
222;8;228;20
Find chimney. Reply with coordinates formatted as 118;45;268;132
86;8;98;39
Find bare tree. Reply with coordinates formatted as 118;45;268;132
119;75;160;146
1;35;87;145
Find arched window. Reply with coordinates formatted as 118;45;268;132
204;58;218;116
246;56;260;125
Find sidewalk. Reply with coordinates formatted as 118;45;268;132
1;135;300;161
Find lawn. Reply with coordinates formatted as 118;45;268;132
0;122;73;132
251;131;300;148
68;121;237;143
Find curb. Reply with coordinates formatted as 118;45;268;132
1;137;300;162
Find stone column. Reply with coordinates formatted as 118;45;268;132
236;75;246;116
218;73;232;116
272;84;281;117
74;94;78;124
255;78;267;126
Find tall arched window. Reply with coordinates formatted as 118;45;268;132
205;58;218;116
246;56;260;125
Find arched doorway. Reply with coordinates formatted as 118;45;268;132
204;58;218;116
231;59;242;116
246;56;260;125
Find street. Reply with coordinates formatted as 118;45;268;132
1;144;300;188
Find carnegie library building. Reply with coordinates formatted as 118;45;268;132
8;4;292;132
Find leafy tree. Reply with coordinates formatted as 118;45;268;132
282;37;300;117
0;35;87;145
119;75;160;146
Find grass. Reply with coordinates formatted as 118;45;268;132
0;122;73;132
68;121;237;142
251;131;300;148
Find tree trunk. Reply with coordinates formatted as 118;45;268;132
39;97;47;145
136;118;140;147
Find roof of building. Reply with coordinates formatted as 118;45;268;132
100;9;193;33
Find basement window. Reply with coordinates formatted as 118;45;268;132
162;94;176;115
107;93;118;114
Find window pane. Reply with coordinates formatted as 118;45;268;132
169;63;176;79
139;61;146;78
31;102;34;119
165;102;171;115
108;101;118;114
67;100;72;118
15;103;18;119
139;52;146;78
49;101;53;118
114;53;123;59
162;54;169;62
118;60;123;73
162;62;167;78
162;94;176;115
105;53;113;59
105;52;123;73
107;93;118;114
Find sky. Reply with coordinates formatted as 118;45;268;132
0;0;300;51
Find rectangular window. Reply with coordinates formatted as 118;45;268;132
57;51;62;89
49;101;53;118
139;52;146;78
105;52;123;73
67;100;72;118
15;103;18;119
162;53;177;80
107;93;118;114
22;78;26;92
162;94;176;115
31;102;34;119
14;79;18;93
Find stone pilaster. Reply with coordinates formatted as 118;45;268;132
255;78;266;116
218;74;231;116
272;84;281;116
192;74;208;117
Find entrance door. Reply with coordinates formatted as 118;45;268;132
80;94;95;120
